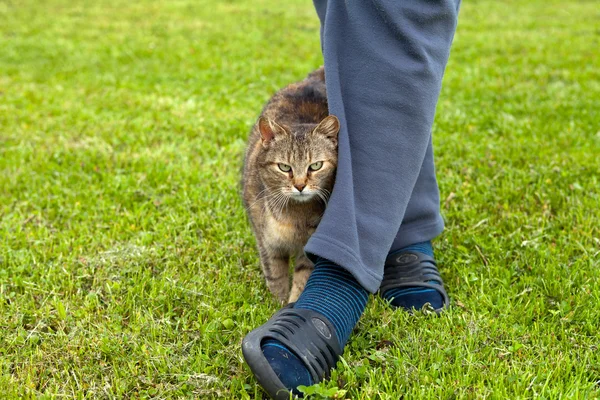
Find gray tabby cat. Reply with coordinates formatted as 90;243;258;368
242;68;339;303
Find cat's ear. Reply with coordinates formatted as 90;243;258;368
258;117;285;145
314;115;340;144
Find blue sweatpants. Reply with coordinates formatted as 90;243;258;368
305;0;461;293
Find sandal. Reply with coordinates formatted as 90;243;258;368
379;251;450;312
242;305;342;399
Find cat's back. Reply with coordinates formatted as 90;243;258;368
263;67;328;127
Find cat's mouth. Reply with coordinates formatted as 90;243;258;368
289;190;317;202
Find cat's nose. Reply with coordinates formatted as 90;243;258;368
294;183;306;192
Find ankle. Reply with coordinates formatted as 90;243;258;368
390;241;433;258
295;258;368;346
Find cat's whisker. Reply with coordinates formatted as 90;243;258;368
320;188;331;198
315;188;330;205
267;190;287;217
272;190;291;218
253;187;270;200
254;187;277;202
245;190;268;211
280;193;291;217
246;190;281;211
317;193;327;205
268;195;280;215
279;194;291;217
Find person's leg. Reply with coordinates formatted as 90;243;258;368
243;1;460;397
380;136;448;311
391;136;444;250
306;0;460;292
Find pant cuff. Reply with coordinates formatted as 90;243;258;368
304;234;382;294
391;215;445;251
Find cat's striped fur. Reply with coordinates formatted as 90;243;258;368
242;68;340;303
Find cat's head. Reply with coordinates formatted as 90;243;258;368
257;115;339;203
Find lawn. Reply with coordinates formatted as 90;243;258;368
1;0;599;398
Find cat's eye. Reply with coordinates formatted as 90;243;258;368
278;163;292;172
309;161;323;171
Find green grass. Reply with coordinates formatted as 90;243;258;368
1;0;599;398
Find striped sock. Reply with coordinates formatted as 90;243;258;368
261;257;368;393
381;241;444;310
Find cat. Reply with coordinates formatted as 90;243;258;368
242;67;339;304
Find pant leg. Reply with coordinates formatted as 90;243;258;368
391;135;445;251
306;0;460;293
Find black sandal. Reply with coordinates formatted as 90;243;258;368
379;251;450;312
242;305;342;399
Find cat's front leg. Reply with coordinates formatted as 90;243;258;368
289;252;314;303
259;248;290;304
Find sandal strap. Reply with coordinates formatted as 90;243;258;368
380;251;450;308
242;305;342;398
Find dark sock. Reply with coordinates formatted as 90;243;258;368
381;241;444;310
261;257;368;393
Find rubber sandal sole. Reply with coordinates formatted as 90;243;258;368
242;305;342;399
